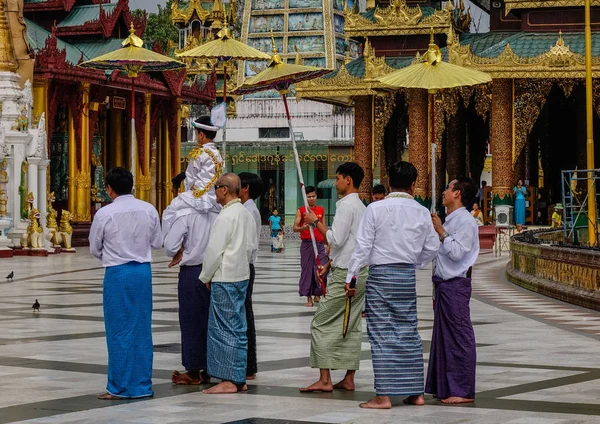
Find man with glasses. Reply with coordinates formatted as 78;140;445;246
200;173;258;394
89;167;162;400
426;178;479;405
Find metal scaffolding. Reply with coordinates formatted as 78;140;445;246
561;169;600;244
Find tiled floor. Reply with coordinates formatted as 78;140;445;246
0;241;599;423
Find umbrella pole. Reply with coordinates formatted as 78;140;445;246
430;92;436;214
131;77;136;188
223;64;228;172
282;94;326;296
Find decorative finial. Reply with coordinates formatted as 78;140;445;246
294;45;303;65
429;27;435;45
270;29;278;54
557;30;564;46
122;22;144;48
267;29;283;67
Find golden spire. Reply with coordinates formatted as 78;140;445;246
294;45;303;65
0;0;18;72
267;29;283;67
122;22;144;48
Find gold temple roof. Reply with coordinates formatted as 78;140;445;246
296;29;600;101
504;0;600;15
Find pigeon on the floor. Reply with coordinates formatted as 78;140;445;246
6;271;13;281
32;299;40;312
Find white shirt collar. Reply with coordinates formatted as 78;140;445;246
445;206;467;223
112;194;134;203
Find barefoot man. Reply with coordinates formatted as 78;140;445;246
164;190;218;386
426;178;479;404
346;161;439;409
200;173;257;394
239;172;264;380
89;167;162;400
300;162;366;393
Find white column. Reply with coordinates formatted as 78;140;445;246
38;160;50;248
11;144;24;225
27;157;40;212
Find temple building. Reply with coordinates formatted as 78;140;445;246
297;0;600;227
23;0;216;243
189;0;360;225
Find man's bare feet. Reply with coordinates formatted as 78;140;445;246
313;296;321;303
246;374;256;380
441;396;474;404
403;395;425;405
299;380;334;392
171;370;201;385
203;381;243;394
97;393;123;400
333;379;355;391
360;396;392;409
304;296;313;307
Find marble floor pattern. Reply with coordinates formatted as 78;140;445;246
0;241;599;423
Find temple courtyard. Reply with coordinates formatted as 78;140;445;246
0;241;599;423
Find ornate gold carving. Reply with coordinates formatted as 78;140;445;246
0;0;17;72
354;97;373;200
137;174;152;191
505;0;600;15
447;32;600;79
557;78;581;99
491;79;514;199
373;93;396;170
171;0;211;24
75;171;91;189
474;85;491;119
408;89;430;199
345;0;453;37
534;258;599;292
514;79;553;166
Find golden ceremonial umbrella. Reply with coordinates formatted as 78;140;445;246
177;20;270;171
233;39;330;294
378;31;491;212
79;23;186;179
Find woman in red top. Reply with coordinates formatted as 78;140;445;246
293;186;327;307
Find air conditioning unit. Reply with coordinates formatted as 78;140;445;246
495;205;513;227
492;1;502;8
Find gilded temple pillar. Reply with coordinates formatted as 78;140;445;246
32;79;48;130
353;96;373;202
110;108;125;168
137;93;152;202
408;89;430;206
491;79;514;205
174;99;182;175
446;107;466;179
67;105;76;215
75;82;91;222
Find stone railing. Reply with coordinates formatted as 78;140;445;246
507;229;600;311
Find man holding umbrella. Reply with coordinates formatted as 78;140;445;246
300;162;367;393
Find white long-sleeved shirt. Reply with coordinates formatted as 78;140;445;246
326;193;365;269
434;207;480;280
199;199;257;283
89;195;162;267
163;210;217;266
244;199;261;264
346;194;440;283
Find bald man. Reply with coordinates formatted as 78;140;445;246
199;173;258;394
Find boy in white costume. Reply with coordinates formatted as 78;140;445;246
162;116;224;244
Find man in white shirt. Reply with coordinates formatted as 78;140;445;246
239;172;263;380
89;167;162;400
164;200;217;386
426;178;480;405
300;162;366;393
200;173;257;394
346;161;439;409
